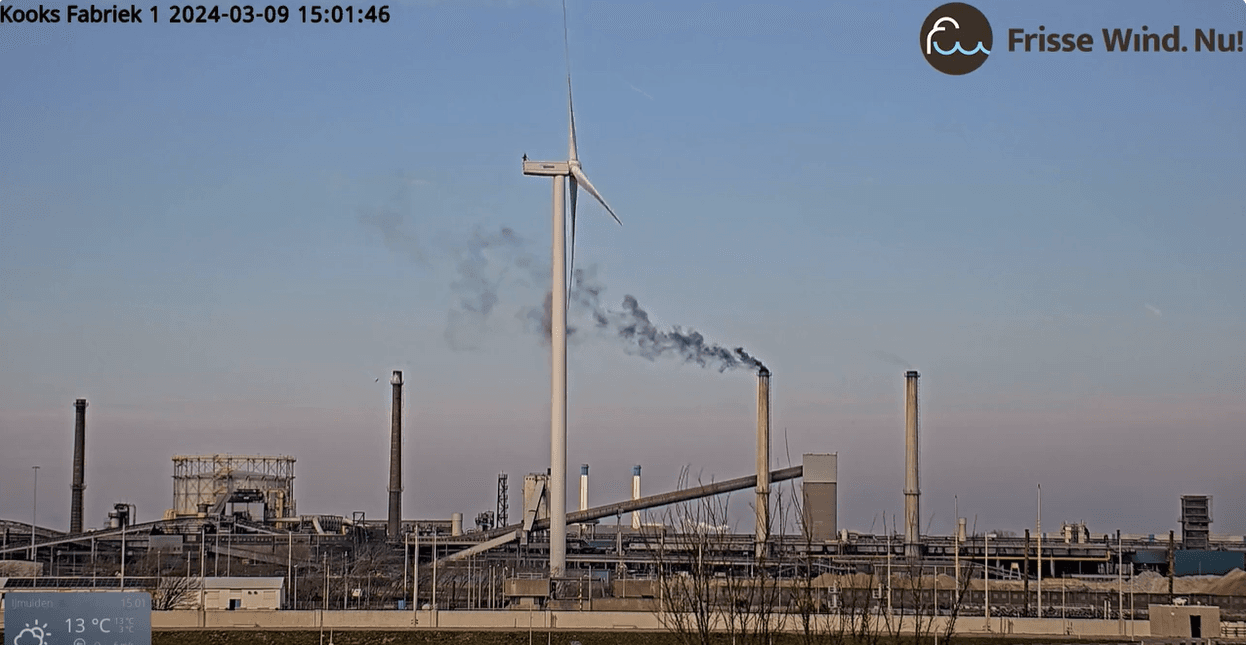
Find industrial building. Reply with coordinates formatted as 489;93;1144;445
2;370;1243;621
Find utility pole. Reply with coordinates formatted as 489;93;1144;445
320;552;327;643
886;531;892;615
31;465;40;565
1024;528;1031;615
432;531;438;612
1167;530;1175;601
199;526;207;622
412;530;419;620
984;533;993;620
1118;530;1124;634
953;496;960;594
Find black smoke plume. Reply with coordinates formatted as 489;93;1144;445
567;268;766;373
362;210;766;372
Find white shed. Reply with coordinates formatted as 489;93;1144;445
203;577;285;610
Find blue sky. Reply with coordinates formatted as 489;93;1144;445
2;0;1244;538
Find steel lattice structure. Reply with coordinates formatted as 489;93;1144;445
171;454;296;520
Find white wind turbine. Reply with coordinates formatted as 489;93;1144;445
522;3;621;579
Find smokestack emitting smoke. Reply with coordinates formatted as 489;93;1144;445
904;370;921;558
388;370;403;539
631;465;642;529
756;368;771;554
70;399;87;534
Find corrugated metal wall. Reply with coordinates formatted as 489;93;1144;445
1174;550;1246;576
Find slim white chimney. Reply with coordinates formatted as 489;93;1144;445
756;367;771;555
579;464;589;512
903;370;921;558
631;465;641;529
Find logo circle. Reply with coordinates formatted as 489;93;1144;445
920;3;992;75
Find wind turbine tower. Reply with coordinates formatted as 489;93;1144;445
522;7;621;579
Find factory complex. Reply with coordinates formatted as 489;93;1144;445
2;370;1243;638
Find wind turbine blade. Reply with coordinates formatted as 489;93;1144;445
563;0;577;162
568;80;578;162
570;166;621;225
567;176;578;307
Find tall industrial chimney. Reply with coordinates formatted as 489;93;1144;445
903;370;921;558
579;464;589;512
756;367;771;554
631;465;642;529
388;371;403;539
70;399;87;534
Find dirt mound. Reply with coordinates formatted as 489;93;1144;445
1131;570;1169;593
1204;568;1246;595
810;572;880;589
809;568;1246;596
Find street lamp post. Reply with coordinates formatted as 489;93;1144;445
200;526;207;626
886;530;892;615
984;533;996;620
953;498;960;609
1118;531;1124;634
412;530;419;618
432;531;438;612
31;465;40;567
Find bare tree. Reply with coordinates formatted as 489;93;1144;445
651;467;729;645
721;557;776;645
649;467;796;645
646;469;987;645
151;575;202;610
783;475;876;645
123;550;200;610
938;518;983;645
881;561;945;645
347;541;401;609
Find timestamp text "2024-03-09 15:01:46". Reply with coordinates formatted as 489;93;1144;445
0;4;390;24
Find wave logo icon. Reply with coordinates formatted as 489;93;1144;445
921;3;993;75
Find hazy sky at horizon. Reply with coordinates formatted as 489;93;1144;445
2;0;1244;538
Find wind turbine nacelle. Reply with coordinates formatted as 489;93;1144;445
523;160;570;176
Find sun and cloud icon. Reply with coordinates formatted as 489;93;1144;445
13;620;52;645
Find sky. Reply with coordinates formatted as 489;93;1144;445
1;0;1244;540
